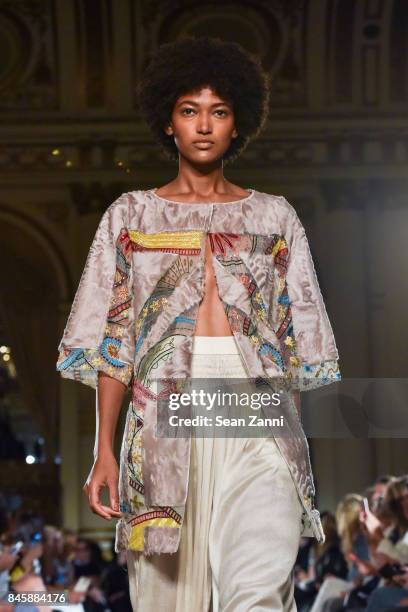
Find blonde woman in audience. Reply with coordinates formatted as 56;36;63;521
306;495;371;612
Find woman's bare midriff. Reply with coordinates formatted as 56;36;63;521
194;235;233;336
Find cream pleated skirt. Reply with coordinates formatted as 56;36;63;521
126;336;303;612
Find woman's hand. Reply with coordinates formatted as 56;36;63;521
83;451;123;520
359;508;383;543
347;552;377;576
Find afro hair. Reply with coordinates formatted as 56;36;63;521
137;36;271;164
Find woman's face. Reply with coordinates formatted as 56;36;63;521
165;86;238;164
74;540;91;564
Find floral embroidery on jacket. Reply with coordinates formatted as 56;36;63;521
56;190;342;554
57;228;134;387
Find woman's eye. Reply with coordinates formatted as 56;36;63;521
180;108;228;116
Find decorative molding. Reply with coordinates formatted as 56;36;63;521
1;0;407;115
0;0;58;110
134;0;307;107
1;124;408;176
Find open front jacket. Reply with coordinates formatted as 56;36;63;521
56;188;341;555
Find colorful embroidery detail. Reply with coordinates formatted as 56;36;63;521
223;304;286;371
208;233;241;255
129;229;203;254
206;233;286;256
128;510;182;551
57;228;134;388
134;256;195;356
215;255;270;324
298;360;341;390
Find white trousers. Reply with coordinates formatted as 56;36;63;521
126;336;303;611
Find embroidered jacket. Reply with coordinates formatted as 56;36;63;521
56;188;341;555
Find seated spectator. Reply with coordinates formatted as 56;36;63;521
0;506;52;612
72;538;104;581
42;526;75;588
100;539;132;612
322;474;408;612
308;495;371;612
367;475;395;529
295;511;348;612
71;538;108;612
295;537;315;582
362;475;408;611
318;477;403;611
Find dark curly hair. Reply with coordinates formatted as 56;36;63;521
137;36;271;164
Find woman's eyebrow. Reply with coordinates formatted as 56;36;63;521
177;99;230;107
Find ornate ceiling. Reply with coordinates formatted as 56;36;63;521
0;0;407;203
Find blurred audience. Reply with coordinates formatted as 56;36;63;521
294;473;408;612
1;472;408;612
0;501;132;612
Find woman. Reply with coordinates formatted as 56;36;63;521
57;36;341;610
327;494;377;611
363;476;408;611
294;512;348;612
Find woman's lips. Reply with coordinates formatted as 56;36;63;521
193;142;214;149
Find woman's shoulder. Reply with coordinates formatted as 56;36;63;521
106;190;140;214
100;190;146;229
103;188;302;237
251;189;299;219
249;190;304;241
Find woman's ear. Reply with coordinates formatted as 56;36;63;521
231;127;238;139
165;122;173;136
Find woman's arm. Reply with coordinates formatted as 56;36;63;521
83;372;126;520
94;372;126;457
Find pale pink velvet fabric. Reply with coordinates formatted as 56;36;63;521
56;188;341;555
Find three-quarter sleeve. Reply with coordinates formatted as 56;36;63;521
56;196;135;390
281;201;341;390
